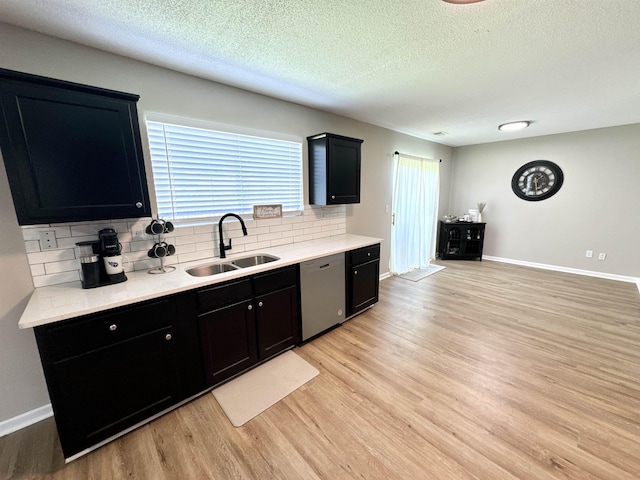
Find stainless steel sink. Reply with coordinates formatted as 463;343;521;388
186;262;240;277
186;253;280;277
230;254;280;268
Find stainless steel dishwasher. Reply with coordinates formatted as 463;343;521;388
300;253;345;341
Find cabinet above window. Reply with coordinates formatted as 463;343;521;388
0;68;151;225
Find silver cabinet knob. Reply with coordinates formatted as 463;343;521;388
248;304;253;310
354;270;358;275
331;195;336;199
258;301;263;307
136;202;143;208
165;333;172;341
367;252;371;256
109;324;118;331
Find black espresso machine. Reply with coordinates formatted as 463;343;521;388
75;228;127;288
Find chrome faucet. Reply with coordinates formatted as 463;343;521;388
218;213;248;259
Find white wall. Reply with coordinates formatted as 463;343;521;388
450;125;640;277
0;152;50;424
0;22;452;425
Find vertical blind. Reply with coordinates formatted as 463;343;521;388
147;121;303;224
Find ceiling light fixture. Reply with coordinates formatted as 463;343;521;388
442;0;486;4
498;121;531;132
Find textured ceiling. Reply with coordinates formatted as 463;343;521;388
1;0;640;146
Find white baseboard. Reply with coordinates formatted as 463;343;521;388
483;255;639;285
0;404;53;438
380;271;392;281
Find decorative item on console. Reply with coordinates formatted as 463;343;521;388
146;218;176;274
75;227;127;289
477;202;486;223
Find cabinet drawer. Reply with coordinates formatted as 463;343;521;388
253;266;298;296
348;244;380;265
197;278;252;314
43;298;175;362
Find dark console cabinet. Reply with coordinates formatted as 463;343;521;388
0;68;151;225
438;222;486;260
308;132;363;205
33;296;201;459
346;244;380;317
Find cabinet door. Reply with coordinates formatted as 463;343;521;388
463;226;485;257
327;137;361;204
255;285;299;359
49;326;180;458
347;259;380;317
0;69;150;224
444;224;462;257
199;300;258;386
308;133;362;205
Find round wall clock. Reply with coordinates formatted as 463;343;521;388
511;160;564;201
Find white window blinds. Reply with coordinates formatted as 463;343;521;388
147;120;303;224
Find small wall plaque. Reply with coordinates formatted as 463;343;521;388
253;204;283;219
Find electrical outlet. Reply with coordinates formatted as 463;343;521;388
585;250;593;258
598;253;606;261
39;231;58;250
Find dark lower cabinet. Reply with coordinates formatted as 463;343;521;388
256;285;299;359
199;301;257;384
346;244;380;317
198;266;300;388
34;296;200;460
50;328;180;456
31;263;304;460
34;266;300;460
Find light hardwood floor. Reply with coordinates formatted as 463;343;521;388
2;260;640;479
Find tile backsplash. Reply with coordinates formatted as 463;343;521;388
22;205;346;288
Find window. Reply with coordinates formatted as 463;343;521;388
146;118;303;224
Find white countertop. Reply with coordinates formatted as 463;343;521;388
19;234;382;329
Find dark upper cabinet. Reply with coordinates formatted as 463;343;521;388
0;68;151;225
307;132;363;205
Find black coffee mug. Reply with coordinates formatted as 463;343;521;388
148;242;175;258
148;242;167;258
146;219;166;235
